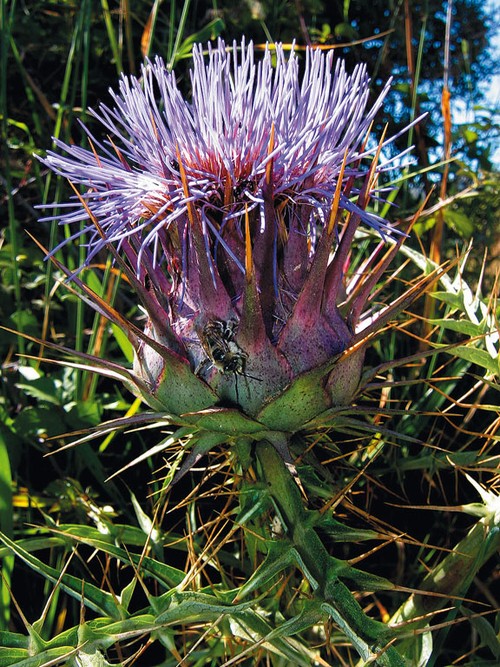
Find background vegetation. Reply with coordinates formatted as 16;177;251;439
1;0;499;665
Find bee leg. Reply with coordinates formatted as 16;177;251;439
235;373;240;405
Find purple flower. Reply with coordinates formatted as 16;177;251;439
40;39;424;426
40;40;410;269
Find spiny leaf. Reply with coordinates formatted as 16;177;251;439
432;344;498;375
0;646;78;667
427;317;492;337
0;533;125;619
46;525;185;588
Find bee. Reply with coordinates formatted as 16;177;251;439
200;319;248;376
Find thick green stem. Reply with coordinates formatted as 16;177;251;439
255;439;407;667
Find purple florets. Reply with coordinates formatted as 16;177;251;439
39;39;414;275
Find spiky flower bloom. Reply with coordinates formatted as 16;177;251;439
40;39;426;464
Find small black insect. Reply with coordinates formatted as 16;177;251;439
200;319;248;375
197;319;262;404
233;179;256;199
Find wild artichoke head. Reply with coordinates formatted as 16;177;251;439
40;39;426;461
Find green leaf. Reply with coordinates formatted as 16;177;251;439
414;214;437;235
430;291;466;310
50;524;185;588
118;578;136;614
83;269;105;297
0;631;29;649
434;344;498;375
334;22;358;40
461;607;500;658
0;532;124;619
130;493;156;539
443;208;474;238
236;541;296;599
13;406;64;440
0;429;13;630
15;377;62;405
425;317;486;337
152;591;315;665
65;401;102;428
0;645;77;667
8;309;39;335
0;648;30;666
174;18;225;61
463;128;479;143
111;323;134;363
317;515;380;543
154;590;254;624
266;600;325;638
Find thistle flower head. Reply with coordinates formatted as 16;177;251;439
40;39;424;435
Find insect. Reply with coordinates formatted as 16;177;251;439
233;178;256;199
200;319;248;376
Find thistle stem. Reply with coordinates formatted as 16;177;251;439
255;439;407;667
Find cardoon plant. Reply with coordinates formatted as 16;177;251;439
25;39;481;665
40;39;426;431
